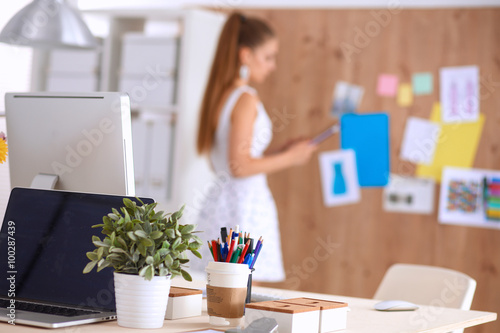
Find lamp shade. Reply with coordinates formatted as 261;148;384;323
0;0;98;49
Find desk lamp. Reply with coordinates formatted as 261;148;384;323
0;0;98;49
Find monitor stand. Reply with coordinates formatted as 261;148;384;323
30;174;59;190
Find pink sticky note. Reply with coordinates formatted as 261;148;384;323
377;74;399;97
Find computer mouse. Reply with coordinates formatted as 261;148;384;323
374;300;420;311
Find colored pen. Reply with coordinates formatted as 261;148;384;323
238;240;250;264
250;238;263;269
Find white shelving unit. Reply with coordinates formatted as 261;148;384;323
30;8;226;219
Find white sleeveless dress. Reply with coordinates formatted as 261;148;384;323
192;85;286;282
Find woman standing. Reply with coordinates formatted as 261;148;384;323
194;12;317;282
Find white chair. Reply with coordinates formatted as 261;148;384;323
374;263;476;333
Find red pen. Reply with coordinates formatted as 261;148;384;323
226;237;235;262
237;240;250;264
212;240;219;262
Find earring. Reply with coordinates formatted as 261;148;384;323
239;64;250;80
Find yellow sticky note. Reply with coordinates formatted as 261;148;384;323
397;84;413;107
416;102;485;182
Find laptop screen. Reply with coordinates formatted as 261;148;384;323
0;188;154;311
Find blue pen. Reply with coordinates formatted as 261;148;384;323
243;253;252;266
250;239;263;269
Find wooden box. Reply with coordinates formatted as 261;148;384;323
245;300;320;333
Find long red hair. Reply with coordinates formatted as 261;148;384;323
196;12;275;155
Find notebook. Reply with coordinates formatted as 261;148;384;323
340;113;390;187
0;188;154;328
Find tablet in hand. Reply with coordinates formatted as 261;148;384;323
311;124;340;145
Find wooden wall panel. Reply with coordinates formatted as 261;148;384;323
218;8;500;332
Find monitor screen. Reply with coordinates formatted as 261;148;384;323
5;92;135;196
0;188;154;311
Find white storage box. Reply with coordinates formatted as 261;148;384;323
119;75;175;108
279;298;349;332
245;300;320;333
165;287;203;320
121;34;178;75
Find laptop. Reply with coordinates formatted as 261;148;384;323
0;188;154;328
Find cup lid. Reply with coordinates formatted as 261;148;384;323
206;261;250;275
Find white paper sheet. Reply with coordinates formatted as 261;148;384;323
439;65;480;123
319;149;360;207
400;117;441;165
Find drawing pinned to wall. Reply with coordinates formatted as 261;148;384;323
439;167;500;229
397;83;413;107
330;81;364;117
416;102;485;182
400;117;441;165
376;74;398;97
412;72;433;95
439;65;479;123
383;174;435;215
319;149;360;207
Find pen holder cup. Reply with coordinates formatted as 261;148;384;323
206;262;250;326
245;268;255;304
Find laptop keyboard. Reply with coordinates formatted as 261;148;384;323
0;299;100;317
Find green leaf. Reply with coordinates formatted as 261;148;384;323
150;230;163;240
83;260;97;274
166;229;175;238
192;235;203;244
138;243;147;256
164;254;173;266
86;251;98;261
162;241;170;249
132;250;140;263
96;247;104;260
191;250;202;259
145;256;154;265
127;231;138;241
171;238;181;250
180;269;192;281
96;260;112;272
180;224;195;235
110;247;128;254
176;244;188;252
140;238;154;247
134;230;148;238
158;248;169;257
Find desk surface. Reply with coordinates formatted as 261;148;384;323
3;279;497;333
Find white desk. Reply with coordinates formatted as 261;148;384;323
3;280;497;333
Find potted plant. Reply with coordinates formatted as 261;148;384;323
83;198;202;329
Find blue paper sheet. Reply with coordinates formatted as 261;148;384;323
340;113;390;187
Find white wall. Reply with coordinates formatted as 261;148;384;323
78;0;500;10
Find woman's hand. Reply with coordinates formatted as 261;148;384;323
285;139;318;166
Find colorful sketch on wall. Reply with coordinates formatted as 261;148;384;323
330;81;364;117
383;174;435;215
439;167;500;229
439;65;479;123
319;149;360;207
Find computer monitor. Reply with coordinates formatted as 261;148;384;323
5;92;135;196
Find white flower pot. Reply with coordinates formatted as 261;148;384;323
113;272;171;329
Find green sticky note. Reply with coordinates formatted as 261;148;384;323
412;72;433;95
